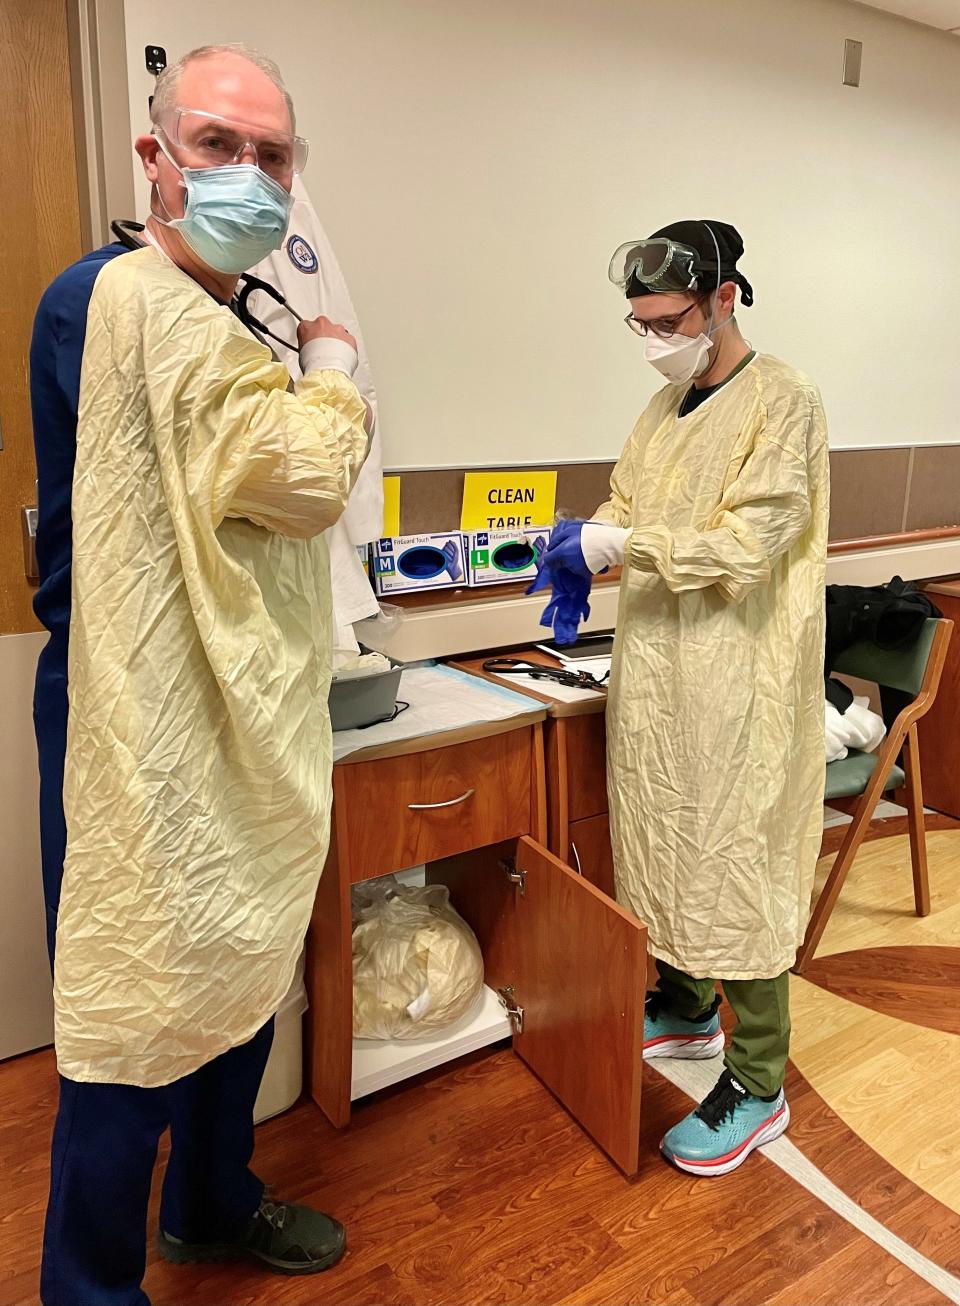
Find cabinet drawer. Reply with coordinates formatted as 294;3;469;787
565;714;608;822
337;728;537;882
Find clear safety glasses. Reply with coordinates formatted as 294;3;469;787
608;238;699;294
160;108;309;181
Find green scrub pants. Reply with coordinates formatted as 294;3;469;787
656;960;791;1099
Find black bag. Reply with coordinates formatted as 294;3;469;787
824;578;941;723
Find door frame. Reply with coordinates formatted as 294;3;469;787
67;0;136;252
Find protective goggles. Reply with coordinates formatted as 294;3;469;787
608;238;700;294
159;108;309;181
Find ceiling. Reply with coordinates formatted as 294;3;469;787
853;0;960;33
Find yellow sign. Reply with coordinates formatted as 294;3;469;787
382;476;401;537
460;470;557;531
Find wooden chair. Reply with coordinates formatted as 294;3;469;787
794;617;953;973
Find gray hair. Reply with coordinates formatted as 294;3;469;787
150;43;296;131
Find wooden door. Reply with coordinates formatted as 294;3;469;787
0;0;84;633
433;835;646;1175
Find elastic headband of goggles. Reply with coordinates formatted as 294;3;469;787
628;264;754;307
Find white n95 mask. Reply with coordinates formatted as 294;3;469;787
643;293;732;385
644;330;713;384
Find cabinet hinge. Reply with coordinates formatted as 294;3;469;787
500;857;526;897
497;985;524;1035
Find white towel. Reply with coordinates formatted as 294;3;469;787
825;696;887;764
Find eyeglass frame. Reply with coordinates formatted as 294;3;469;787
157;107;310;180
624;301;701;339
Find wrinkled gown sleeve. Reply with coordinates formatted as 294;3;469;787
591;431;634;528
141;291;370;541
620;387;816;604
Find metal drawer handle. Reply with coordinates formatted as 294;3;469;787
408;788;476;811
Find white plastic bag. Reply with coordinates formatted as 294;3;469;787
352;877;484;1040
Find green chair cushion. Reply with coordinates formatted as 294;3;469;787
825;749;904;801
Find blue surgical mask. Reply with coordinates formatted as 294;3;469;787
154;139;293;274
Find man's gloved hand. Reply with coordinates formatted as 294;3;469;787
580;522;631;573
535;520;631;580
528;519;630;645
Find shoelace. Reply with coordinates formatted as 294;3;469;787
695;1073;746;1132
259;1200;289;1231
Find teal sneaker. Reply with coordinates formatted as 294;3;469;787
643;991;725;1061
661;1069;790;1176
159;1198;346;1276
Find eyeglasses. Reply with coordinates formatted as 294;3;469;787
624;302;698;339
160;107;309;180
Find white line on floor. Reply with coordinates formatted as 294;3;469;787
649;1056;960;1305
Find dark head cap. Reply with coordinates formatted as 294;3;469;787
627;218;754;306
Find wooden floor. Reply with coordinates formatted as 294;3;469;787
0;1042;952;1306
2;823;959;1306
792;827;960;1220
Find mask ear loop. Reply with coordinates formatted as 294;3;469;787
151;130;189;226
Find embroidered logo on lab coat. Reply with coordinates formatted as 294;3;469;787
286;234;319;273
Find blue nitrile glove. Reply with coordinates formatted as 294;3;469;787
540;568;592;645
544;519;633;577
527;520;585;598
527;520;593;645
539;519;593;580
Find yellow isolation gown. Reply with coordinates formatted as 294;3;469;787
54;246;369;1085
596;353;829;980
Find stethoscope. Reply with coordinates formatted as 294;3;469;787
482;657;609;693
111;219;305;353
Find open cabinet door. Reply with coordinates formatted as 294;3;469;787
431;836;645;1174
510;836;645;1174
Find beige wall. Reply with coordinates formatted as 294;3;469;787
121;0;960;469
0;635;53;1058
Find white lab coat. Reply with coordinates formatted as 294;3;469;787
250;179;383;653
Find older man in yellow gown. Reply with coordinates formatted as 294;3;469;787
32;43;371;1303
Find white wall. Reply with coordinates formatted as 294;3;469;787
0;634;54;1058
122;0;960;468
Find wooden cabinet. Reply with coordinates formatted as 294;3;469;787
451;650;614;883
304;714;645;1176
918;584;960;817
564;714;609;823
568;812;616;898
450;651;613;873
